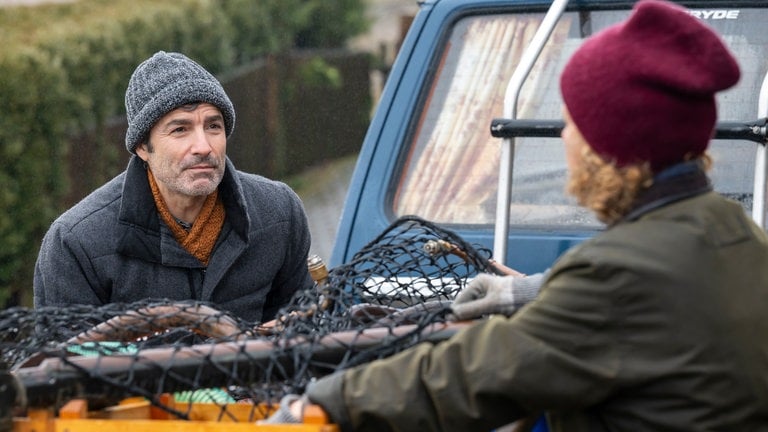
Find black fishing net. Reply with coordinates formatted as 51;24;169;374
1;216;497;422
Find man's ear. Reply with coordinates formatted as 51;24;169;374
135;143;149;161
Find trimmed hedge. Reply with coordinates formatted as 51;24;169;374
0;0;367;306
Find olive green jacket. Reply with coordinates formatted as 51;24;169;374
309;186;768;430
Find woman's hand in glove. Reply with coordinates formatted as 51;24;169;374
258;394;307;424
450;272;544;320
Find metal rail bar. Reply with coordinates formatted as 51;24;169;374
490;118;768;144
494;0;569;264
752;72;768;227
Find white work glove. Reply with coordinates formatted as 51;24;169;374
258;394;307;424
450;273;544;320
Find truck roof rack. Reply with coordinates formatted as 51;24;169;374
493;1;768;261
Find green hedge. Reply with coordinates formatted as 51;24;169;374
0;0;367;306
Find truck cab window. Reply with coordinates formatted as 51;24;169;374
392;8;768;229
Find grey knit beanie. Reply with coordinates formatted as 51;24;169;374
124;51;235;154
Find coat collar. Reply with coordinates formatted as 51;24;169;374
622;160;712;223
117;156;250;259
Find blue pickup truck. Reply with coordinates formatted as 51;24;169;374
330;0;768;277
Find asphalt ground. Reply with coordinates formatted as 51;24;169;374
298;0;420;261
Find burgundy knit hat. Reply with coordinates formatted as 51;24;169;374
560;0;740;172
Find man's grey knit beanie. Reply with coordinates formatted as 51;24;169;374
124;51;235;154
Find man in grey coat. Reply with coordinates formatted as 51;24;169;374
34;51;313;323
264;0;768;430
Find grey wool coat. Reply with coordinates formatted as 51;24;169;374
34;156;313;323
307;164;768;431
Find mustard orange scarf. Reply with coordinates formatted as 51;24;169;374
147;170;225;265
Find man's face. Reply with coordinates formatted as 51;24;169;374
137;103;227;199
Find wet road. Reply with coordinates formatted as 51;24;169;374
298;0;419;261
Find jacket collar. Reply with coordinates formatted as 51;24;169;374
118;155;250;241
622;160;712;222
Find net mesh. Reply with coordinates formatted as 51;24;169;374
1;216;495;421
